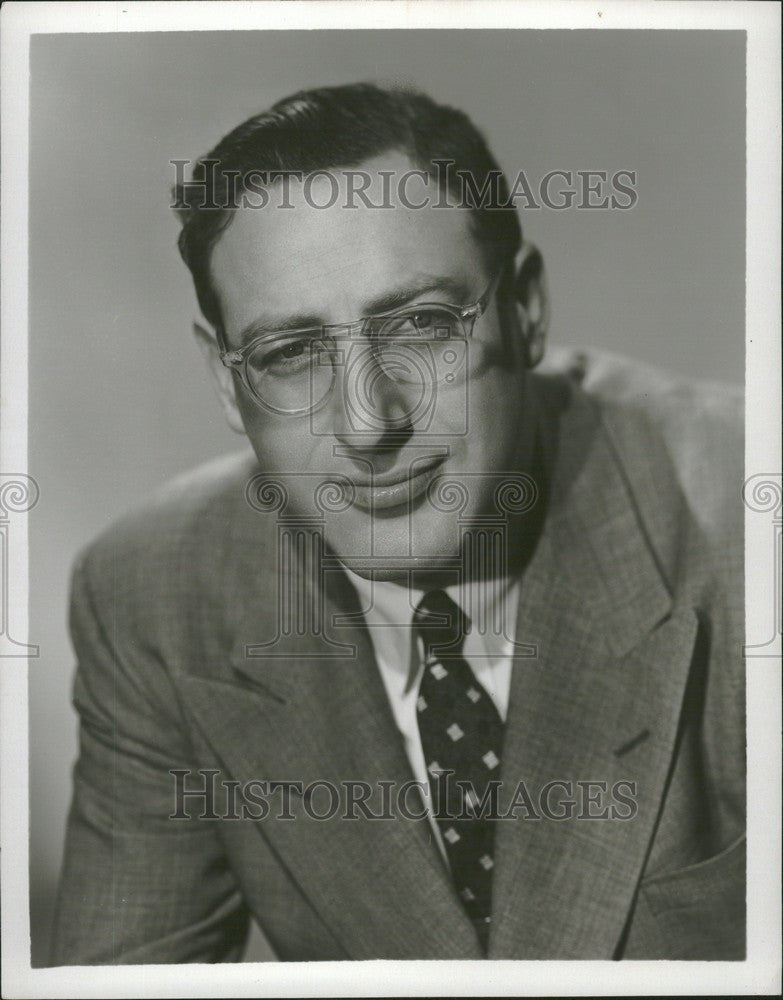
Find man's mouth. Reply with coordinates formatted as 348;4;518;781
349;456;447;512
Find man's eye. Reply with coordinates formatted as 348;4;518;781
278;342;306;359
381;310;439;336
265;341;307;366
411;310;435;330
253;339;313;376
394;310;436;332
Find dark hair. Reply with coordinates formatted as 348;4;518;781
174;82;522;331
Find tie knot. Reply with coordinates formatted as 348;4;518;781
412;590;470;655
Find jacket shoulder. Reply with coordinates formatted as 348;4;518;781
543;345;743;525
541;346;743;604
77;449;259;565
71;449;265;638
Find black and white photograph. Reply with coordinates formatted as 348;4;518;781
1;2;780;996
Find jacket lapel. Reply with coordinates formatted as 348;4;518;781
177;547;482;959
490;382;699;958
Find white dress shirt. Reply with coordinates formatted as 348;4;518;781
341;565;520;861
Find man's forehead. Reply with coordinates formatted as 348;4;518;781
209;153;483;334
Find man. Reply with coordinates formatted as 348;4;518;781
51;83;744;963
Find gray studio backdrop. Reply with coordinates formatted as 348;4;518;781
28;29;745;964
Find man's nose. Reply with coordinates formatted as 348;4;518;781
331;342;417;451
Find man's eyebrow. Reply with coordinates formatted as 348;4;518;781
236;312;323;347
233;274;472;348
362;275;472;316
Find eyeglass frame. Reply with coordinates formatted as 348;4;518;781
217;268;502;416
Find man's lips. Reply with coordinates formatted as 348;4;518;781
347;456;447;511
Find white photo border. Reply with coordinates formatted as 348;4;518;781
2;2;780;996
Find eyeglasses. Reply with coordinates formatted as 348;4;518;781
218;271;501;417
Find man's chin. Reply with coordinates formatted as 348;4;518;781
321;490;484;585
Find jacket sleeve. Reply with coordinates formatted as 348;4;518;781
50;548;250;965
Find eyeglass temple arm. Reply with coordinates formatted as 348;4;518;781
214;327;247;368
221;350;244;368
460;270;502;322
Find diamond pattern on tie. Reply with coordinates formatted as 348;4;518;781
482;750;500;770
413;589;504;954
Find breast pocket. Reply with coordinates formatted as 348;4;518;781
624;833;746;960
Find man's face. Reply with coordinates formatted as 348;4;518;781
209;152;535;582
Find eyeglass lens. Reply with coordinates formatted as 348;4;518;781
244;307;470;414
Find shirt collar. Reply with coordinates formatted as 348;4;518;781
340;562;521;685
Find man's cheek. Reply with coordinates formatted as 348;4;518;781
248;427;321;474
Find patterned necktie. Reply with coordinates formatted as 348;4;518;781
413;589;505;954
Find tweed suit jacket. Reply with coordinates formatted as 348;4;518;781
51;348;745;964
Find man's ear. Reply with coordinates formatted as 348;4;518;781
513;242;549;368
192;321;246;434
